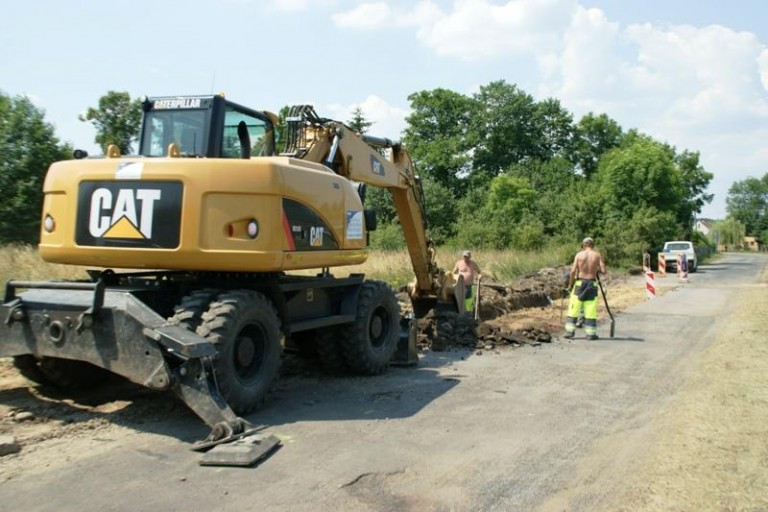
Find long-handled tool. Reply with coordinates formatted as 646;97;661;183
474;276;481;321
595;273;615;338
559;290;565;322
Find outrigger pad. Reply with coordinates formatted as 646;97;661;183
199;434;281;467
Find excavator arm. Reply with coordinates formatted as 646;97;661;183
283;106;460;311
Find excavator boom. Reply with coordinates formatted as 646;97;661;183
281;105;454;305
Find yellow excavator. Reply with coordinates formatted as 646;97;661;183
0;94;466;453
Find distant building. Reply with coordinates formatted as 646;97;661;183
744;236;760;251
694;218;713;237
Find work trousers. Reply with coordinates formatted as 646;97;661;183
464;285;475;313
565;279;598;336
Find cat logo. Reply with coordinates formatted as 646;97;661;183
370;154;385;176
76;181;183;248
310;226;324;247
89;188;161;239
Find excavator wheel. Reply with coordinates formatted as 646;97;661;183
197;290;282;414
315;327;348;374
167;289;219;331
12;355;110;389
340;281;399;375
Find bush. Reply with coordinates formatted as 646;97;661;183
369;223;405;250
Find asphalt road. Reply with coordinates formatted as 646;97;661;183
1;253;765;512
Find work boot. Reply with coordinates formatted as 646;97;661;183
563;331;575;339
586;334;599;341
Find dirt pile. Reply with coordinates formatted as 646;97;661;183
402;266;570;351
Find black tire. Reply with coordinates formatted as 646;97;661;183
167;289;218;331
197;290;282;414
13;356;109;389
340;281;399;375
316;327;348;374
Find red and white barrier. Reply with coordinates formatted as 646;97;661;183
645;270;656;299
677;254;688;282
657;253;666;276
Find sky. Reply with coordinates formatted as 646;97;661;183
2;0;767;220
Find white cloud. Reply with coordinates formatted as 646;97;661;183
760;48;768;91
332;2;393;28
331;1;442;29
532;8;768;132
333;0;576;60
262;0;337;11
544;10;768;217
329;0;768;217
273;0;309;10
548;6;623;101
23;92;44;107
417;0;575;60
324;95;410;139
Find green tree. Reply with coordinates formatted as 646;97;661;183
675;149;713;233
470;81;538;180
570;113;623;179
709;217;746;248
600;206;679;264
0;93;71;243
510;157;577;236
274;105;290;154
347;106;374;134
403;88;477;196
421;177;457;244
596;137;685;222
79;91;142;154
364;186;397;225
532;98;575;161
726;174;768;236
454;175;538;249
485;174;537;214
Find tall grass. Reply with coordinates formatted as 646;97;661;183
299;244;575;288
0;245;88;284
0;243;576;288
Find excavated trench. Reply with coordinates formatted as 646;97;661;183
400;265;573;352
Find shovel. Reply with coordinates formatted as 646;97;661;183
596;273;615;338
474;276;481;321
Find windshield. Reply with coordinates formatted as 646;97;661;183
140;109;208;157
666;243;692;251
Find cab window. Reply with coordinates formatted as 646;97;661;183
222;107;274;158
141;110;207;157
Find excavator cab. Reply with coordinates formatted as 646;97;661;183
138;95;275;158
